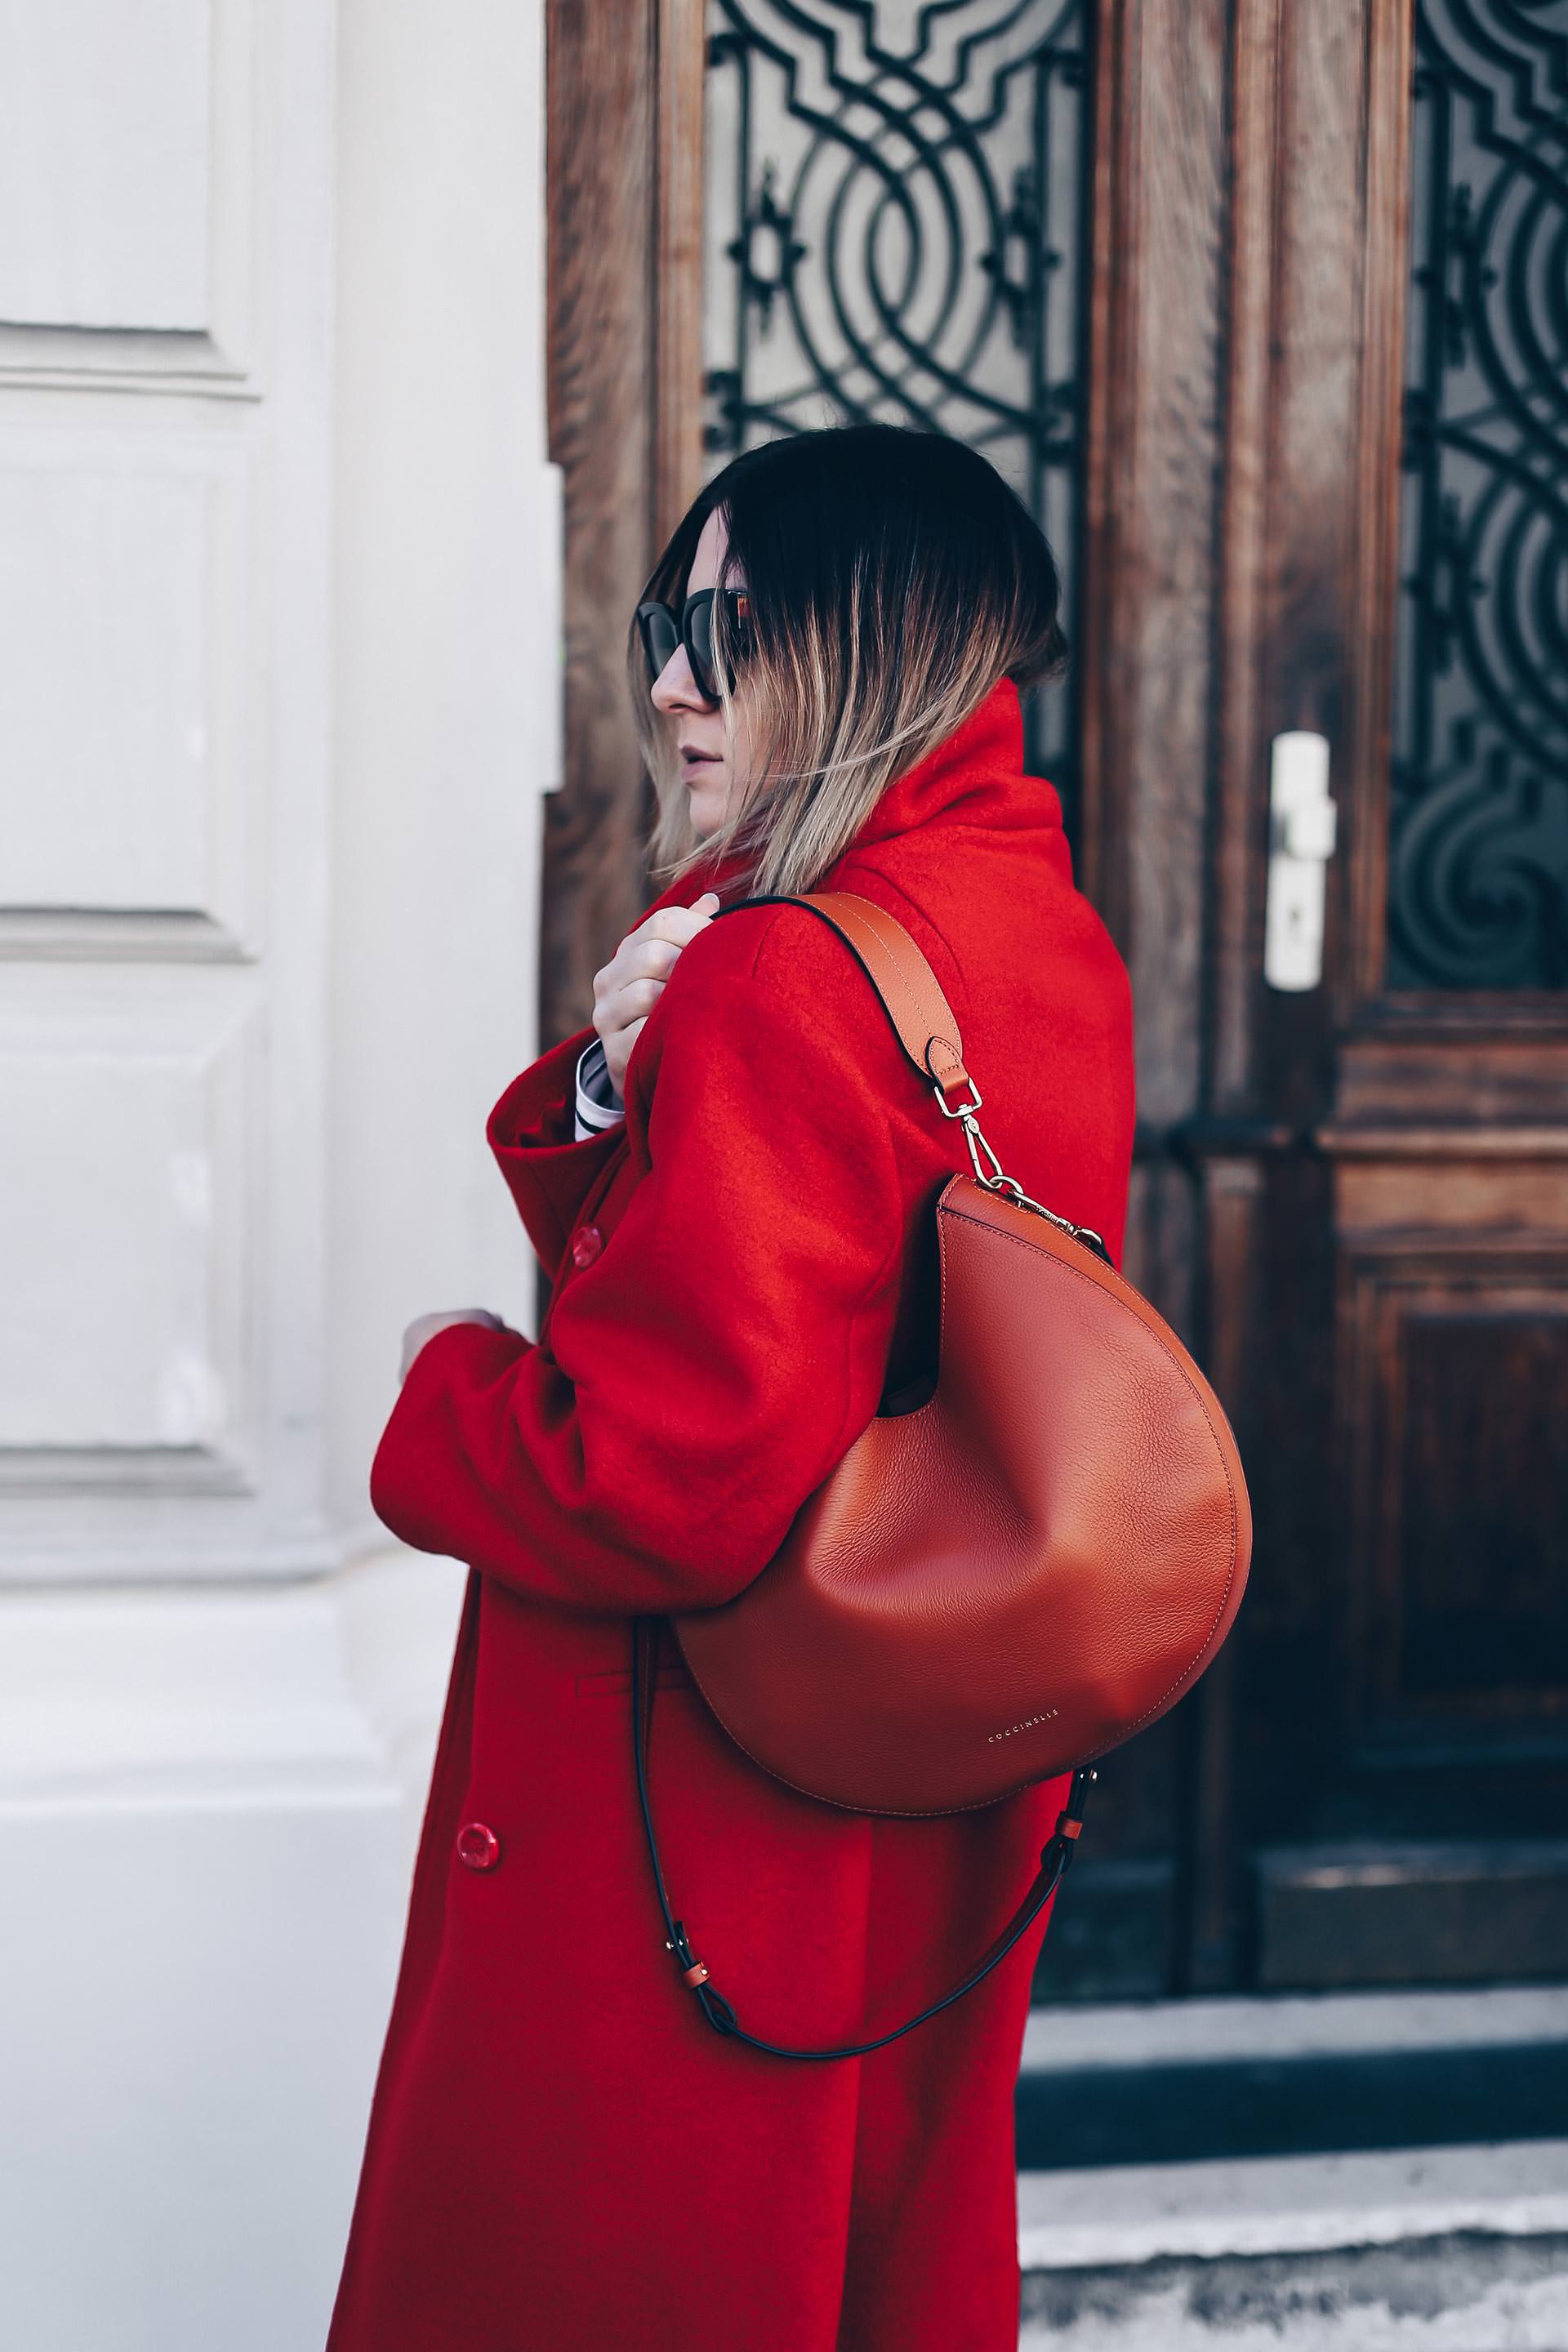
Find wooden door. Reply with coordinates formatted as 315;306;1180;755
545;0;1568;1998
1187;0;1568;1993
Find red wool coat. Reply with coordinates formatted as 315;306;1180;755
326;676;1135;2352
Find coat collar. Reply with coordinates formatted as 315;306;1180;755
835;672;1036;854
694;673;1055;905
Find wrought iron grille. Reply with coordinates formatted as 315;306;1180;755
1388;0;1568;991
702;0;1094;831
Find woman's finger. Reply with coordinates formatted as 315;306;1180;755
634;894;719;950
596;893;721;1067
624;940;678;989
604;1014;646;1096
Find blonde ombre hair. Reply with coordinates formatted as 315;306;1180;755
627;424;1070;900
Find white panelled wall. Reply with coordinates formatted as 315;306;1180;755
0;6;558;2346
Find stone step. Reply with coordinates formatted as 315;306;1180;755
1018;1983;1568;2171
1018;2139;1568;2349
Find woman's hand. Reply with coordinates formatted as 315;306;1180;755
592;892;720;1098
399;1309;513;1387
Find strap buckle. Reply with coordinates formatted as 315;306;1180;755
665;1919;710;1989
931;1074;1108;1257
931;1073;1013;1187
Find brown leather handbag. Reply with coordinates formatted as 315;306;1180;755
632;890;1250;2059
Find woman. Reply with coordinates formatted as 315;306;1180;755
326;424;1135;2352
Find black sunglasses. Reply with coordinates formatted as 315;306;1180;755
635;587;754;704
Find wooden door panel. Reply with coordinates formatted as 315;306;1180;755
1354;1263;1568;1703
1205;0;1568;1986
1339;1218;1568;1739
1393;1296;1568;1707
541;0;706;1060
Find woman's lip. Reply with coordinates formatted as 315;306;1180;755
681;751;720;766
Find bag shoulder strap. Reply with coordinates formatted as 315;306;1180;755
714;889;973;1108
715;888;1108;1254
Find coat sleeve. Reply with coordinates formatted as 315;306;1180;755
368;911;908;1616
484;1022;630;1282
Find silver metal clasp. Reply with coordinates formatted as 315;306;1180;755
929;1074;1110;1258
932;1074;1028;1196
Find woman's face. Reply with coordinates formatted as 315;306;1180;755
648;507;755;840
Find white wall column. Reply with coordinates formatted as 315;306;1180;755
0;5;555;2345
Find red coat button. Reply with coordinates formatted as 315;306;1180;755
569;1223;604;1268
456;1822;501;1872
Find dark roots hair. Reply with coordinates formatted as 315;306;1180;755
627;422;1068;898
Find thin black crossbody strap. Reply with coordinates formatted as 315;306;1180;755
631;1617;1093;2064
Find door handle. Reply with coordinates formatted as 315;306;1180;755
1263;731;1337;991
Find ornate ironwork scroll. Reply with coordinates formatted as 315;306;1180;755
702;0;1094;827
1388;0;1568;991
